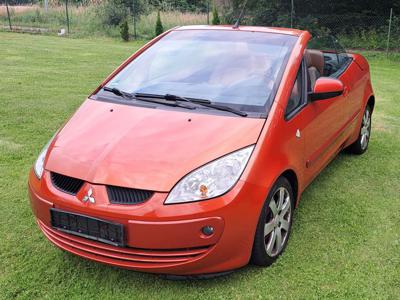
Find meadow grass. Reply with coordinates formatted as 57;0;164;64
0;5;208;39
0;32;399;299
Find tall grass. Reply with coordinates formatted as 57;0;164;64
0;4;208;39
137;10;207;39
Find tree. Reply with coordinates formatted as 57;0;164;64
212;3;221;25
120;20;129;41
155;11;164;36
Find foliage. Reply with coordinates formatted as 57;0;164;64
120;19;129;41
155;10;163;36
211;3;220;25
97;1;128;27
148;0;210;13
294;15;331;37
95;0;146;28
223;0;400;21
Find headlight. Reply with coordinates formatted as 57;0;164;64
34;138;54;179
165;145;255;204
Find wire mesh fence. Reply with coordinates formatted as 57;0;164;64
294;12;399;53
0;1;398;55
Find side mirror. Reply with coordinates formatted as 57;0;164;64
310;77;344;101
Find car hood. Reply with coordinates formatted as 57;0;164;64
46;99;265;192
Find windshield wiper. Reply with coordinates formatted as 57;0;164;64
104;86;134;99
102;87;196;110
134;92;248;117
198;102;248;117
135;92;211;104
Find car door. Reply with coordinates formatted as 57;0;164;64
283;48;350;188
300;43;349;185
282;60;308;184
332;39;365;125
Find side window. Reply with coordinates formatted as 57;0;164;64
285;62;305;118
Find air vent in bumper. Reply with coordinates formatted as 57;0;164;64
39;220;212;268
50;172;84;195
107;185;153;204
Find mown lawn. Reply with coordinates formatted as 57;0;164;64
0;32;399;299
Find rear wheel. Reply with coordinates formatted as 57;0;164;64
347;105;372;155
251;177;294;266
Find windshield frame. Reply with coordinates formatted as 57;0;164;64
91;29;298;119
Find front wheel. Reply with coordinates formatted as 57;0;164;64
251;177;294;266
347;105;372;155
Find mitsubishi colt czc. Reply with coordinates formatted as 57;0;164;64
28;25;374;276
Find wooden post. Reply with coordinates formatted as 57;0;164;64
65;0;70;35
133;0;137;40
5;0;12;31
386;8;393;58
290;0;294;28
207;1;210;25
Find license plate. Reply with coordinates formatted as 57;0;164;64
50;208;125;247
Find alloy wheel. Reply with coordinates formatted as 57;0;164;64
360;108;371;150
264;187;292;257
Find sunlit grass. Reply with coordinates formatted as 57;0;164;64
0;32;399;299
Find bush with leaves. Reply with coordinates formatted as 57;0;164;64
155;11;164;36
120;20;129;41
212;4;220;25
97;0;146;28
148;0;210;13
97;1;128;27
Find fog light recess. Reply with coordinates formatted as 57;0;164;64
201;225;214;236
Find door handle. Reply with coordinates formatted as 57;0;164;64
296;129;301;139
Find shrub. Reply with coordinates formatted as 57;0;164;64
155;10;163;36
97;1;128;27
120;20;129;41
212;4;220;25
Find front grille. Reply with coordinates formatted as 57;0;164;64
51;172;84;195
107;185;153;204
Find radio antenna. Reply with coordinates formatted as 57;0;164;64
233;0;249;29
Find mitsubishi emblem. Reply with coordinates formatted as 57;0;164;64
82;187;95;203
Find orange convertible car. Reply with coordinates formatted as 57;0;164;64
29;25;374;276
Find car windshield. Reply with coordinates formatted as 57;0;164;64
102;29;297;114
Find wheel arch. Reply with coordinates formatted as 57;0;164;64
280;169;299;208
367;95;375;113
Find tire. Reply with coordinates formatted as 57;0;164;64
251;177;294;266
347;105;372;155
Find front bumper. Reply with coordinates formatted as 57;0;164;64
28;170;265;275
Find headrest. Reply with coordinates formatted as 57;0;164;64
305;49;324;75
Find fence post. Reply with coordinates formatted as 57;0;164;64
386;8;393;57
133;0;137;40
65;0;70;35
290;0;294;28
207;0;210;25
5;0;12;30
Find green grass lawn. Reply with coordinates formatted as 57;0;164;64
0;32;399;299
